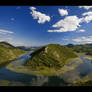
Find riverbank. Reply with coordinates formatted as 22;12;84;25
0;53;92;86
0;59;16;69
6;54;82;76
68;74;92;86
0;51;27;69
85;55;92;60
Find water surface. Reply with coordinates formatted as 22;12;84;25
0;53;92;86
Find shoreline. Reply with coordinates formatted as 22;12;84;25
6;55;83;76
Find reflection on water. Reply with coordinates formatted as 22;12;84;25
43;76;68;86
0;75;67;86
0;53;92;86
0;67;67;86
59;55;92;83
0;52;67;86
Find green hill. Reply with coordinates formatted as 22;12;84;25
24;44;78;70
0;41;25;67
66;43;92;55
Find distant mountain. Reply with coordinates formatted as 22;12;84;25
17;46;41;51
24;44;77;70
66;44;74;48
0;41;25;67
66;43;92;55
17;46;31;51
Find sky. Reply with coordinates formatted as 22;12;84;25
0;6;92;47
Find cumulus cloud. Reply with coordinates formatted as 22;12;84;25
48;16;82;32
79;6;92;10
83;15;92;23
72;36;92;43
30;6;51;24
47;7;92;33
0;29;14;34
58;8;68;16
77;29;86;32
81;11;92;23
82;11;92;16
30;7;36;11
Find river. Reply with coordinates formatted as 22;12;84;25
0;52;92;86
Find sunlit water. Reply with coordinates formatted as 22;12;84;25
0;53;92;86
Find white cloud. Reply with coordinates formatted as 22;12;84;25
14;42;25;46
79;6;92;10
6;38;13;40
0;29;14;34
58;8;68;16
30;7;36;11
77;29;86;32
48;8;92;33
82;11;92;16
30;6;51;24
73;36;92;43
81;11;92;23
0;37;13;42
48;29;64;32
48;16;82;32
83;15;92;23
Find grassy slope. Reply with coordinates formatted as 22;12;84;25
0;42;25;67
70;81;92;86
69;76;92;86
24;44;78;70
66;44;92;86
66;44;92;55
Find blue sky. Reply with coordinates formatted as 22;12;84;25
0;6;92;46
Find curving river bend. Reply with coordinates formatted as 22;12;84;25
0;52;92;86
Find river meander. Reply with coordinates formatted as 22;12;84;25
0;53;92;86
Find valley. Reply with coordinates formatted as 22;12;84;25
0;42;92;86
0;50;92;86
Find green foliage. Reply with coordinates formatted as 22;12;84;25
24;44;78;70
0;41;25;66
70;80;92;86
66;44;92;55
